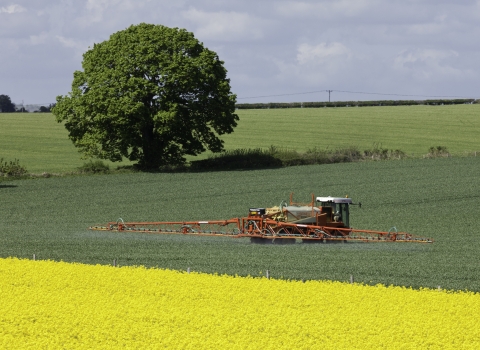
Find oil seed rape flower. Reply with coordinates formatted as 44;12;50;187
0;257;479;349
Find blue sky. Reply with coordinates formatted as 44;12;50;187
1;0;479;105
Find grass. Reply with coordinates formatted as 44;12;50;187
0;113;83;173
221;104;480;156
1;104;479;173
0;113;132;173
1;156;480;291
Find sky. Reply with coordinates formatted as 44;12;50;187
1;0;479;105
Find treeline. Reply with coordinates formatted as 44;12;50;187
0;94;55;113
236;99;477;109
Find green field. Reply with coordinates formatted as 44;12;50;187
1;157;480;291
222;105;480;155
0;113;133;173
1;104;479;173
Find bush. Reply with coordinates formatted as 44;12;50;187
190;148;282;171
426;146;450;158
362;143;407;160
189;144;407;171
77;160;110;174
0;158;28;177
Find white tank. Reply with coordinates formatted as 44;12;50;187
284;206;321;217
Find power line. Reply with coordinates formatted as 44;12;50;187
333;90;470;98
237;90;327;100
237;89;473;100
327;90;333;102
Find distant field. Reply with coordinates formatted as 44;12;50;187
0;113;131;173
0;113;83;173
1;157;480;291
1;104;479;173
221;104;480;155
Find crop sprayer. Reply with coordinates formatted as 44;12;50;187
89;194;433;244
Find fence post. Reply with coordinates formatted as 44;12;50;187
266;270;270;279
350;275;354;284
33;254;36;261
113;259;116;267
187;267;190;274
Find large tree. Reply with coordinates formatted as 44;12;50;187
53;23;238;168
0;95;15;113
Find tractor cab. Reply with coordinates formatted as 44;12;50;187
316;197;352;228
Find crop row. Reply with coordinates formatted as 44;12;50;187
1;157;480;290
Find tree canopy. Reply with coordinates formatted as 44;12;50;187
52;23;238;168
0;95;15;113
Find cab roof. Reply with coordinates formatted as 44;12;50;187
316;196;352;204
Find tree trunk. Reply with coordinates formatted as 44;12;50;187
141;123;158;169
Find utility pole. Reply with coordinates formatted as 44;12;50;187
327;90;333;102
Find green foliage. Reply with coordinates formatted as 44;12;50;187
0;158;27;177
0;94;15;113
36;104;55;113
426;146;450;158
77;160;110;174
267;146;362;166
190;148;282;170
190;145;407;170
363;143;407;160
284;146;364;165
53;23;238;169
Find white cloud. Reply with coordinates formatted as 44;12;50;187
473;0;480;19
82;0;157;24
30;32;49;45
0;4;26;14
393;49;467;80
85;0;124;23
56;35;78;49
297;42;350;65
1;0;480;103
56;35;90;55
395;49;458;67
182;8;266;41
276;0;375;18
406;14;451;35
270;41;353;88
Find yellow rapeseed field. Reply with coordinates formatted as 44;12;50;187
0;258;479;349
